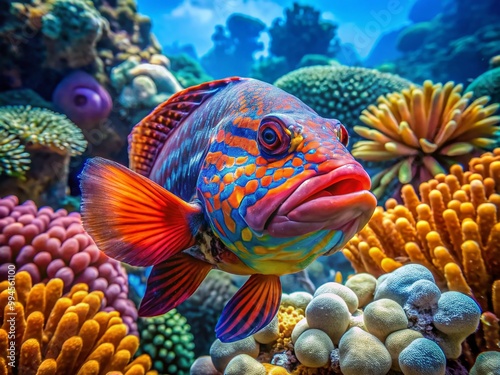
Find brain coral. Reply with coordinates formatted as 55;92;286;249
343;147;500;362
0;195;138;335
352;80;500;201
0;271;156;374
137;310;195;375
274;65;413;148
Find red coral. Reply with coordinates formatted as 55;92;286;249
0;195;138;335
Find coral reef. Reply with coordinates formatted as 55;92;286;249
0;195;138;335
343;147;500;363
168;53;213;88
250;56;290;84
176;270;238;356
0;271;156;374
192;264;487;374
42;0;105;70
201;13;266;78
137;310;195;375
52;70;113;130
352;80;500;201
0;89;52;109
466;67;500;110
111;59;182;111
392;1;500;84
268;3;336;69
274;66;413;149
0;105;86;206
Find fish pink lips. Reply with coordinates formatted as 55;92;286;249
247;164;377;238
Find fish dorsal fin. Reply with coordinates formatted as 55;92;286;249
128;77;244;176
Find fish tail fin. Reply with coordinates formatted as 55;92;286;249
139;253;212;316
79;157;203;267
215;274;281;342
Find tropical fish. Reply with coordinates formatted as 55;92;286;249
79;77;377;342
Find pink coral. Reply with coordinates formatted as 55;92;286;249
0;195;138;335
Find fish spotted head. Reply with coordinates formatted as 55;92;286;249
198;80;377;274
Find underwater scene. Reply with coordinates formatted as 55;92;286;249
1;0;500;373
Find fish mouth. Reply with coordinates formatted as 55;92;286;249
262;163;377;239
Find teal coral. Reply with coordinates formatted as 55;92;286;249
42;0;105;69
137;310;195;375
274;66;413;148
398;338;446;375
466;67;500;108
169;53;214;88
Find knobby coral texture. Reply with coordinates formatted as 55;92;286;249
0;195;138;335
352;80;500;201
192;265;489;375
343;147;500;363
137;310;195;375
0;271;156;374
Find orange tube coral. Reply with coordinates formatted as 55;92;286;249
0;271;157;375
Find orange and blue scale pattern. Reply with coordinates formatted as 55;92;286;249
79;77;377;342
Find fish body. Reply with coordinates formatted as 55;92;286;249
80;77;377;342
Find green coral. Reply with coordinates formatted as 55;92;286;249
138;309;195;375
466;67;500;106
0;131;30;177
250;56;290;84
168;53;213;88
297;54;339;68
274;65;413;148
396;22;433;52
0;105;87;157
0;89;53;109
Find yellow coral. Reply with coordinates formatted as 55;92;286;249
343;148;500;357
271;305;305;354
352;81;500;198
0;271;157;375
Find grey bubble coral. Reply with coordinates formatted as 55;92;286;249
294;329;334;368
209;336;259;373
338;327;392;375
398;338;446;375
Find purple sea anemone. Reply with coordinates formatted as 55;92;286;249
52;70;112;129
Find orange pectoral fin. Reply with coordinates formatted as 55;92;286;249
139;253;212;316
215;274;281;343
79;157;203;267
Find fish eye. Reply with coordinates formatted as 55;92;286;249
262;127;277;145
336;123;349;147
258;118;290;156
